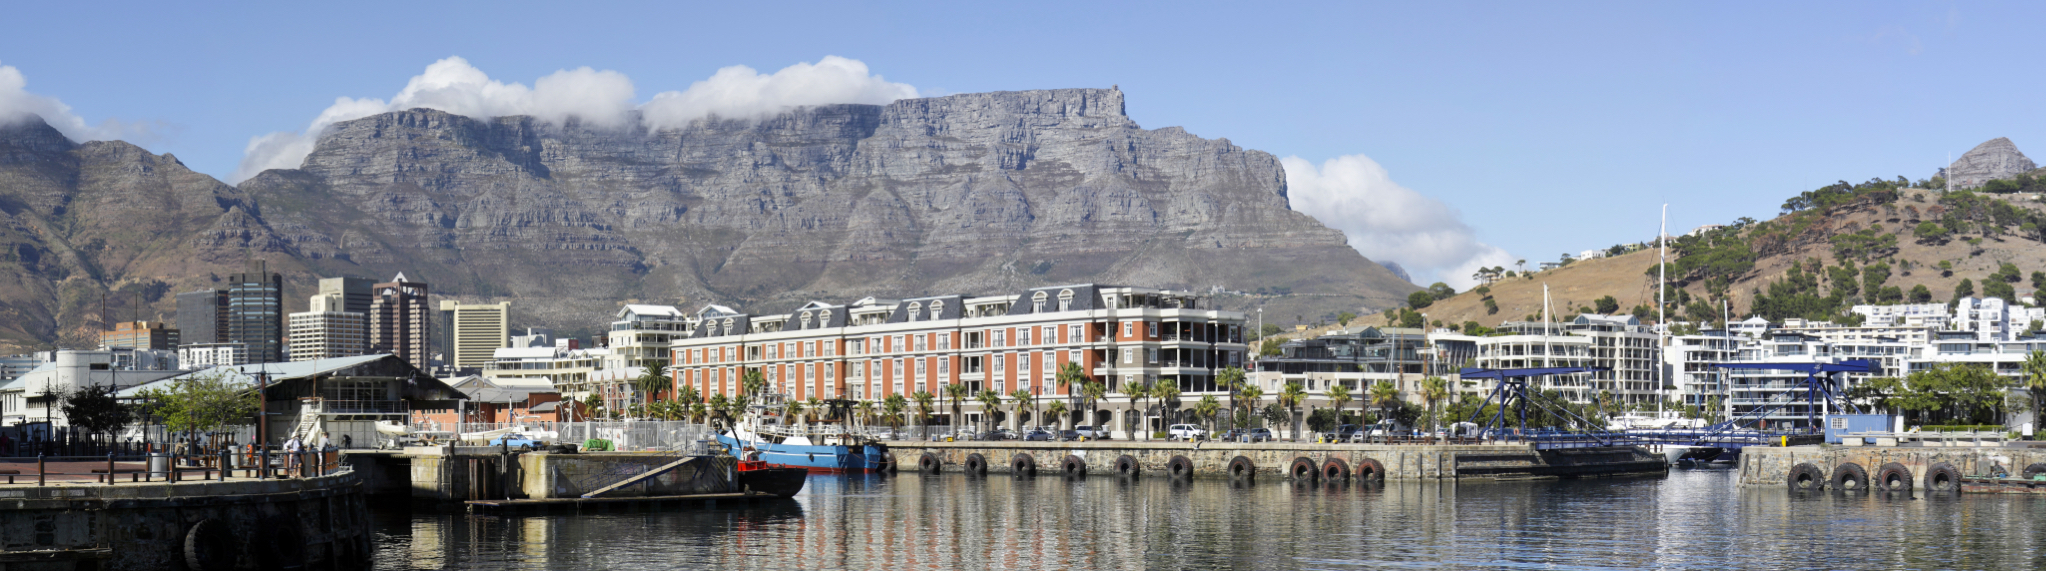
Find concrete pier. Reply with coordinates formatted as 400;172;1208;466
885;441;1669;480
1740;444;2046;488
0;471;372;570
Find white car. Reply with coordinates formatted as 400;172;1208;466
1167;424;1208;441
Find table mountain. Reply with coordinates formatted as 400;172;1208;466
0;88;1415;351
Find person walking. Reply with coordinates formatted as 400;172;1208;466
282;435;303;477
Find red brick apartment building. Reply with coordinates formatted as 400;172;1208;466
670;285;1247;433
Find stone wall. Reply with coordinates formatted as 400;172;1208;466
0;471;372;570
517;453;731;499
1740;444;2046;487
884;441;1665;480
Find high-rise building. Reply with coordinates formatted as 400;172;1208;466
289;292;368;361
101;321;180;351
371;273;431;370
441;300;510;374
225;263;285;363
175;289;229;345
317;277;375;314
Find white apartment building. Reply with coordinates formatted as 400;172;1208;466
605;304;691;372
1851;303;1952;329
289;292;368;361
178;342;248;368
1664;331;1739;411
1473;322;1595;403
488;330;607;405
443;300;511;373
0;351;185;431
671;285;1247;437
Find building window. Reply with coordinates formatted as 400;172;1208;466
908;302;922;321
1148;349;1159;364
1123;322;1134;338
1020;353;1032;374
994;354;1006;373
1032;291;1048;313
1148;322;1158;338
938;333;950;351
939;358;950;375
931;300;945;317
1058;289;1074;311
916;335;927;352
1123;350;1133;364
1020;327;1032;346
1069;324;1082;343
995;330;1006;347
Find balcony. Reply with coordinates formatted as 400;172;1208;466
318;400;410;414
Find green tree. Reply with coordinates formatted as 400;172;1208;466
1421;376;1449;439
1484;298;1500;315
1260;324;1282;338
1279;380;1307;441
1045;400;1068;431
1259;338;1282;357
1407;290;1435;309
630;365;671;404
976;389;1004;433
1336;311;1357;326
706;394;730;427
943;382;969;434
783;398;807;425
1122;378;1151;439
63;385;134;442
1081;379;1108;431
1369;380;1401;424
675;384;700;406
1326;383;1352;426
882;394;909;428
911;390;937;434
1010;388;1036;430
1195;395;1223;434
1428;282;1457;300
1910;284;1933;302
1056;361;1090;429
1915;221;1949;243
1954;278;1976;302
1152;379;1182;429
1594;295;1619;315
138;372;261;439
2025;350;2046;428
1237;384;1263;428
1985;279;2017;302
1399;309;1424;329
740;368;767;398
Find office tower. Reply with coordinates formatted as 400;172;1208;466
289;293;368;361
176;290;229;345
441;300;511;374
318;277;375;351
101;321;180;351
226;262;285;363
370;273;431;370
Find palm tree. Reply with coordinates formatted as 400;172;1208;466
1279;380;1306;441
1195;395;1222;434
1153;379;1182;430
852;399;874;427
943;383;969;435
707;394;730;429
1369;379;1400;426
1327;383;1352;427
1125;378;1152;440
675;385;701;407
883;394;909;429
740;368;767;399
688;402;708;425
2025;350;2046;427
1237;384;1263;429
1081;379;1108;434
630;365;671;404
976;389;1003;434
1046;400;1068;432
1056;362;1088;430
1010;389;1036;431
784;398;807;425
1218;366;1247;426
911;390;936;436
1421;376;1449;441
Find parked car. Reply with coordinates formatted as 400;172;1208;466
1237;428;1273;442
1023;429;1055;441
1074;425;1112;440
489;433;543;449
1057;429;1082;442
986;429;1018;441
1167;424;1208;441
1323;424;1364;442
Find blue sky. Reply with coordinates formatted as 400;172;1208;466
0;1;2035;288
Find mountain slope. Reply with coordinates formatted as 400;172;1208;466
0;88;1416;351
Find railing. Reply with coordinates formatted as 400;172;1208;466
319;400;409;414
0;447;348;486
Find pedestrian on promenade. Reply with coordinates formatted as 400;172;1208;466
283;435;303;477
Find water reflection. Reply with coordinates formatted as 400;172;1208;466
375;468;2046;570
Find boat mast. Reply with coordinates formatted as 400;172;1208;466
1658;204;1667;418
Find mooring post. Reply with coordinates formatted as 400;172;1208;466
37;454;45;486
260;447;270;480
106;452;114;485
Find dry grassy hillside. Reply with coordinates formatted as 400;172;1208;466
1370;187;2046;330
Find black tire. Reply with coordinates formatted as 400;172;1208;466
1355;458;1386;482
1875;463;1914;492
1227;455;1256;482
1830;462;1869;492
876;452;898;473
1167;455;1194;480
1062;455;1087;478
1787;462;1826;491
1115;454;1141;478
1012;453;1037;477
918;452;942;475
964;453;988;476
183;518;235;571
2023;463;2046;480
1925;462;1962;493
254;515;305;570
1322;457;1351;481
1289;456;1319;482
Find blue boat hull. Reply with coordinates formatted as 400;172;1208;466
719;434;887;473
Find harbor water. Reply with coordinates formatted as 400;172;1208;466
373;468;2046;570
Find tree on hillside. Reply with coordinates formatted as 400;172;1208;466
1337;311;1356;326
1594;296;1619;315
1910;284;1933;303
1428;282;1457;300
1407;290;1435;309
1985;279;2016;303
1954;278;1976;303
1484;298;1500;315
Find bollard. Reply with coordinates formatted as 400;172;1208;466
260;448;270;480
38;454;45;486
221;449;232;480
106;453;115;485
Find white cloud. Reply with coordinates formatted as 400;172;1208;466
640;56;916;130
0;61;156;143
231;55;914;183
1283;154;1514;290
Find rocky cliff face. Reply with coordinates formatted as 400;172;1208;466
0;88;1415;350
1944;137;2036;189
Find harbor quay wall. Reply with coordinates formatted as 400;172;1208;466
0;472;372;571
884;441;1668;480
1740;444;2046;487
517;453;731;499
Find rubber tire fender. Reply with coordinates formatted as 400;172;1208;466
1875;463;1914;492
877;452;898;473
1115;454;1141;478
1166;455;1194;480
1012;453;1037;477
1830;462;1869;492
1321;457;1351;481
1062;455;1087;478
1227;455;1257;482
918;452;942;475
183;518;236;571
1289;456;1320;482
964;453;988;476
2023;463;2046;480
1787;462;1827;491
254;515;306;570
1354;457;1386;482
1925;462;1962;493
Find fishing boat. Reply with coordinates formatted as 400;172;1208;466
735;459;811;497
717;396;892;473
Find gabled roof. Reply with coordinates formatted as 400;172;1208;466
618;304;685;318
114;354;462;399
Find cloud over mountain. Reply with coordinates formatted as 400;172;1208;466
1283;154;1513;289
0;61;156;143
230;56;915;183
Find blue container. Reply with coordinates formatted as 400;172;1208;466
1824;414;1894;444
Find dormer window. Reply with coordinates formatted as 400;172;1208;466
1032;291;1048;313
820;309;832;324
1058;289;1074;311
801;312;814;329
930;300;945;318
908;302;922;321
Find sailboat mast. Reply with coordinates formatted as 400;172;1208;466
1658;205;1667;416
